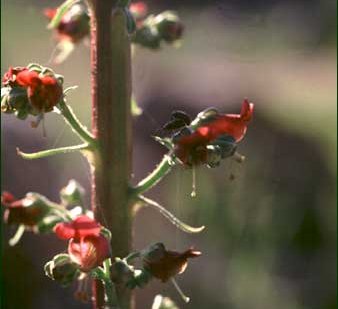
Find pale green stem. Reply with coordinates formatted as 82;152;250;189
103;259;120;309
138;195;205;234
57;100;96;146
124;252;140;263
17;144;89;160
132;155;173;196
9;225;25;246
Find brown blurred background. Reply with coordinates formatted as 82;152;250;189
1;0;336;308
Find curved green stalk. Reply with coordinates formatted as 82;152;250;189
138;195;205;234
17;144;90;160
57;100;96;146
133;155;173;196
9;225;25;246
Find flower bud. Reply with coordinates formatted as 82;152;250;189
60;179;85;208
44;4;90;43
44;253;80;287
154;11;184;44
1;64;63;121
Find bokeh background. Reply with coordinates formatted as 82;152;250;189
1;0;336;308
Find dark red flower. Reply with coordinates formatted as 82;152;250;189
173;99;254;166
54;216;111;272
15;69;62;112
44;4;90;43
142;243;201;282
2;67;28;87
1;191;49;227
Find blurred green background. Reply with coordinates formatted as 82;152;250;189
1;0;336;308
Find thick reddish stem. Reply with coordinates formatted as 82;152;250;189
88;1;132;308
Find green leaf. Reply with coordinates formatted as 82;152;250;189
48;0;79;29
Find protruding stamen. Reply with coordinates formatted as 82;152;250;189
190;166;197;198
138;195;205;234
233;151;245;163
171;277;190;303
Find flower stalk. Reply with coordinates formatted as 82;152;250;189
132;155;173;196
57;100;96;146
87;1;132;308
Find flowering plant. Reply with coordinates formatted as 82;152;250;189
2;1;254;308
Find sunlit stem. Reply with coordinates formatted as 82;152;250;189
171;278;190;303
9;225;25;246
190;166;197;198
132;155;173;196
138;195;205;234
57;100;96;146
17;143;90;160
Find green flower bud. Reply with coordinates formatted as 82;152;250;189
60;179;85;207
44;254;80;287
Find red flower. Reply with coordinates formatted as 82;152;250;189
44;4;90;43
142;243;201;282
174;99;254;166
1;191;49;227
54;216;111;272
2;67;28;87
68;235;111;272
54;215;101;240
130;2;148;22
15;69;62;112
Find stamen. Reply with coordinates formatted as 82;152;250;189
171;277;190;303
190;166;197;198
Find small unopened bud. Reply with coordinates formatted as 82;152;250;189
60;179;85;207
154;11;184;44
44;253;80;287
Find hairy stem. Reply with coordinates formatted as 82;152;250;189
88;1;132;308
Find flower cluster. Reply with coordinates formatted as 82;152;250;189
160;99;254;167
44;3;90;44
1;64;63;121
44;1;183;57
